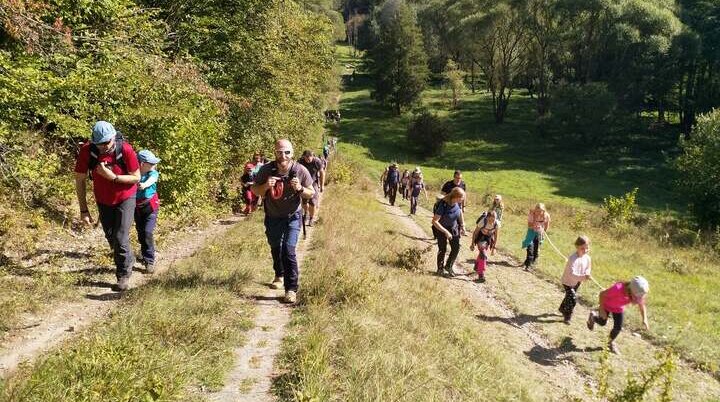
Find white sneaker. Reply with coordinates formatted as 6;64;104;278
270;276;283;289
284;291;297;304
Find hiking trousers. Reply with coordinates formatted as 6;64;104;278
524;236;541;267
387;184;399;206
98;198;136;279
592;309;624;341
435;231;460;272
559;283;581;318
135;206;158;265
265;211;302;291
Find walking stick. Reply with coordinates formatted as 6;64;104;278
302;211;307;239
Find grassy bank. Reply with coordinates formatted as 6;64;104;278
333;45;720;373
0;215;271;401
273;165;587;401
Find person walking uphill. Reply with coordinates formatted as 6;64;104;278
432;187;466;277
522;203;551;271
587;276;650;354
559;236;592;323
298;150;325;227
135;150;161;274
385;163;401;206
75;121;141;291
251;139;315;304
441;170;467;212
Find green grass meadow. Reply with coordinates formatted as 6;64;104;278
332;45;720;374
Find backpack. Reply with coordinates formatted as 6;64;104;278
87;133;127;180
475;211;488;225
386;168;400;184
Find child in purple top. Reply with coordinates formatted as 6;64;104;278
587;276;650;354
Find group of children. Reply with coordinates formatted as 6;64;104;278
465;197;649;354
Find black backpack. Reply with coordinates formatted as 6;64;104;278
387;168;400;184
87;133;127;180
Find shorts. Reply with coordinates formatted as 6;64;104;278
302;183;320;206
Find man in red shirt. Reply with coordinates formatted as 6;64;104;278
75;121;141;291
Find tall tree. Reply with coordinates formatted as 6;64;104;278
365;0;429;114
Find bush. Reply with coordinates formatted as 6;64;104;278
676;108;720;227
407;111;450;157
603;188;639;224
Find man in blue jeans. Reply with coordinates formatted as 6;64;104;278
252;139;315;304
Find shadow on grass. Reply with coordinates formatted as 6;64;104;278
336;73;681;211
525;337;604;367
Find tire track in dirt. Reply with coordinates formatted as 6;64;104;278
208;200;321;402
379;195;593;400
0;215;247;378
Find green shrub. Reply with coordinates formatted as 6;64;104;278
676;108;720;227
603;188;639;224
407;111;450;157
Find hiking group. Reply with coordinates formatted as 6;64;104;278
382;163;650;354
76;120;332;304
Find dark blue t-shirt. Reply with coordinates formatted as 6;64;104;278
433;200;462;235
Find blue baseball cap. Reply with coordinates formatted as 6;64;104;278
137;149;161;164
91;121;116;144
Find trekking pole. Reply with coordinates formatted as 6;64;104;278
302;212;307;239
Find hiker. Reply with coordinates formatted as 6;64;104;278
251;139;314;304
559;236;592;323
490;194;505;252
240;162;258;215
587;276;650;354
74;121;141;291
135;150;161;274
409;170;427;215
251;152;267;207
470;210;498;283
432;187;466;277
298;150;325;226
522;203;551;271
400;169;410;200
380;167;389;198
385;163;401;206
323;141;330;160
441;170;467;212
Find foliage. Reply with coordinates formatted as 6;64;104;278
603;188;639;224
597;346;677;402
540;82;625;144
676;108;720;227
442;58;465;107
365;0;429;114
406;110;449;157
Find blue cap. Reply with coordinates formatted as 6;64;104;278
137;149;161;164
91;121;116;144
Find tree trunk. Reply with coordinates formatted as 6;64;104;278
470;60;476;93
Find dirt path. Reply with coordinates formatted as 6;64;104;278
208;208;319;402
379;195;593;400
0;215;246;378
399;198;720;400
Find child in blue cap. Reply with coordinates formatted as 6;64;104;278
135;149;161;273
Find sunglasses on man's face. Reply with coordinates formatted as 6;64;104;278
275;150;292;155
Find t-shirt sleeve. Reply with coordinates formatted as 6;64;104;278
149;170;159;180
315;159;324;171
74;144;91;174
300;165;313;188
441;182;451;194
433;201;445;216
123;143;140;173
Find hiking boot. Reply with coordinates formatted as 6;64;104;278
436;267;444;276
145;262;156;274
444;267;456;277
563;314;572;325
284;290;297;304
586;312;596;331
475;275;486;283
608;342;621;355
115;276;130;292
307;218;314;227
270;276;283;289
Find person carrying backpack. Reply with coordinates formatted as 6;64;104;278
400;169;410;200
522;203;551;271
470;210;499;283
251;139;315;304
298;150;325;226
409;170;427;215
241;162;258;215
441;170;468;212
74;121;141;291
432;187;466;276
385;163;401;206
